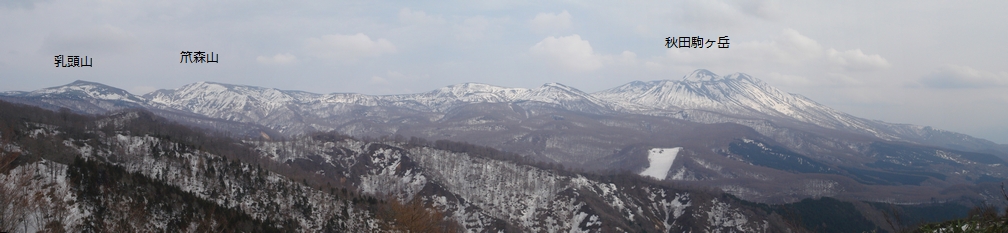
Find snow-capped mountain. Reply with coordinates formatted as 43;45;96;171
124;70;994;151
138;81;613;134
400;82;611;113
593;70;1007;155
14;80;146;104
146;81;609;115
4;70;1005;161
595;69;891;139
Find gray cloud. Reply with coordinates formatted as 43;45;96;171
39;25;138;55
730;0;781;19
826;49;890;71
920;65;1008;89
0;0;47;10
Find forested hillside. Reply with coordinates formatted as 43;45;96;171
0;100;975;232
0;101;437;232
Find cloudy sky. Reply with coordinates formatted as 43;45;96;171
2;0;1007;143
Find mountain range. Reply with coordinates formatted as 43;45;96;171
3;69;1007;204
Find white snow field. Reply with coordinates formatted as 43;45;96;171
639;147;682;180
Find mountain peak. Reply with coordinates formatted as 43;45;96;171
22;80;143;103
448;82;504;90
184;81;233;89
540;82;576;90
175;81;288;97
533;82;592;97
437;83;519;96
68;80;103;86
57;80;124;91
683;69;722;82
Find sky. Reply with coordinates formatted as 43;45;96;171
2;0;1007;144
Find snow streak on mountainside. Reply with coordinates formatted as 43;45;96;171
640;147;682;180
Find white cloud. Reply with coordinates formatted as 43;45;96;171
673;0;779;29
256;53;297;65
653;28;892;90
617;51;637;64
304;33;396;60
530;10;571;33
399;8;444;25
776;29;823;59
920;65;1008;88
827;48;890;71
661;29;823;67
530;34;602;72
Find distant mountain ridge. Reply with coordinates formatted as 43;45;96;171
3;70;1004;155
19;80;145;103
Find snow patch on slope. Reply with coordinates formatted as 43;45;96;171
639;147;682;180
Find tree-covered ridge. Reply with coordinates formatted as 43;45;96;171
0;101;440;232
